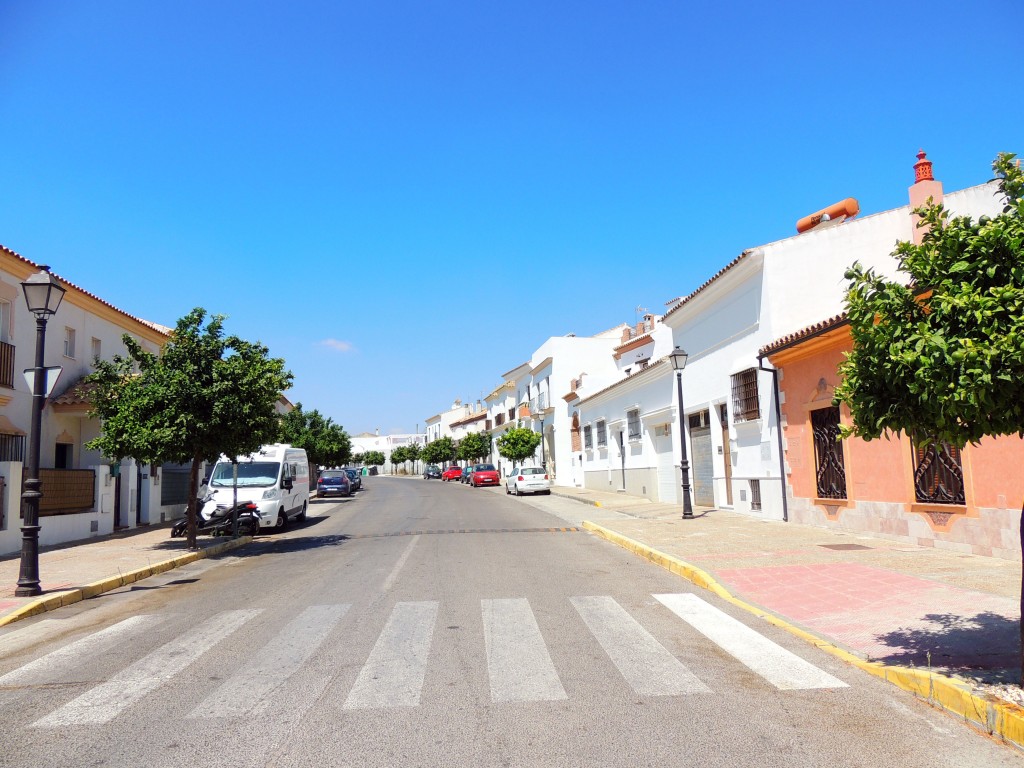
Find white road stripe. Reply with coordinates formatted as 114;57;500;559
482;598;567;703
188;604;350;718
31;609;261;727
0;615;162;687
382;535;420;594
654;593;848;690
570;596;710;696
343;601;438;709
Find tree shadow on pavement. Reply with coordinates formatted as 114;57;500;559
872;611;1021;685
143;514;337;554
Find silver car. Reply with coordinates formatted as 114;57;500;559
505;467;551;496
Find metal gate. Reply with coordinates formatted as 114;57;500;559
689;410;714;507
160;463;192;506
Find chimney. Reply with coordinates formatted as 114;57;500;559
909;149;943;244
621;327;632;343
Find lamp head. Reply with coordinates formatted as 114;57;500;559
669;346;689;371
21;266;66;318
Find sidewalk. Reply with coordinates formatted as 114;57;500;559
545;484;1024;746
0;525;249;627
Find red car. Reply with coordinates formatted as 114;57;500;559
441;466;462;482
469;463;500;487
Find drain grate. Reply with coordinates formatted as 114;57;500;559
818;543;872;551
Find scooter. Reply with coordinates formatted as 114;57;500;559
170;492;262;538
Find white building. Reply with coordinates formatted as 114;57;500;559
0;246;177;554
350;430;426;474
424;399;474;442
493;326;626;487
578;153;1004;520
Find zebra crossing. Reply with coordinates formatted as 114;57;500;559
0;592;847;727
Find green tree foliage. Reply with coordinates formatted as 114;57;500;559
457;431;491;463
405;443;422;473
422;437;457;467
834;153;1024;683
495;425;542;467
86;308;292;548
389;445;410;474
278;403;351;469
362;450;385;469
835;153;1024;447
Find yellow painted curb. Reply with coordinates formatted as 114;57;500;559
582;520;1024;750
0;536;253;629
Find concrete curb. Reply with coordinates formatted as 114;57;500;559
0;536;253;630
550;490;602;508
582;520;1024;750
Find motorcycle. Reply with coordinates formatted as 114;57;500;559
170;492;262;538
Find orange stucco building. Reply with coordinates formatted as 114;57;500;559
764;308;1024;560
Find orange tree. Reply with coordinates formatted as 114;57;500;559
834;153;1023;680
86;308;291;549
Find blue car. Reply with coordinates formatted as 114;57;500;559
317;470;351;497
344;468;363;491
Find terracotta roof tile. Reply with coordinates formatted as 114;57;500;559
1;243;171;339
662;249;755;322
759;314;849;357
51;376;96;407
576;357;671;407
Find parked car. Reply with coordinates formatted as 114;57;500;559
344;468;362;491
469;463;500;487
460;466;474;484
505;467;551;496
317;469;352;497
423;464;442;479
441;466;462;482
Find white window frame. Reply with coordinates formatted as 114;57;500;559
626;409;641;441
0;299;11;343
64;327;77;359
731;368;760;422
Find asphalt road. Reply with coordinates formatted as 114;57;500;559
0;477;1017;767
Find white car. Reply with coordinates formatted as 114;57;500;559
505;467;551;496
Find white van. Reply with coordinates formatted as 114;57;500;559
205;444;310;530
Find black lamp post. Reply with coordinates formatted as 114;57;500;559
16;266;66;597
669;346;694;520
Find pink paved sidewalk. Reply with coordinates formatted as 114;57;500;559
555;485;1023;686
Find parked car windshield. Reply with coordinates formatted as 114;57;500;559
320;470;347;479
474;464;496;471
210;461;280;488
520;468;545;475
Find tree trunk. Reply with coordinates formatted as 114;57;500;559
186;455;201;550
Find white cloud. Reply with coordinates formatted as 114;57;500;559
319;338;355;353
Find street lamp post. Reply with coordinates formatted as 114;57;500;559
16;266;66;597
669;346;694;520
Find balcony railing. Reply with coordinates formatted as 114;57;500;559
0;433;25;462
0;340;14;389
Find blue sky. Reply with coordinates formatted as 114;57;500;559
2;1;1020;435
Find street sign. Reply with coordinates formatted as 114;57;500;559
23;366;63;398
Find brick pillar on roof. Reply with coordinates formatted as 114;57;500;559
908;149;944;245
